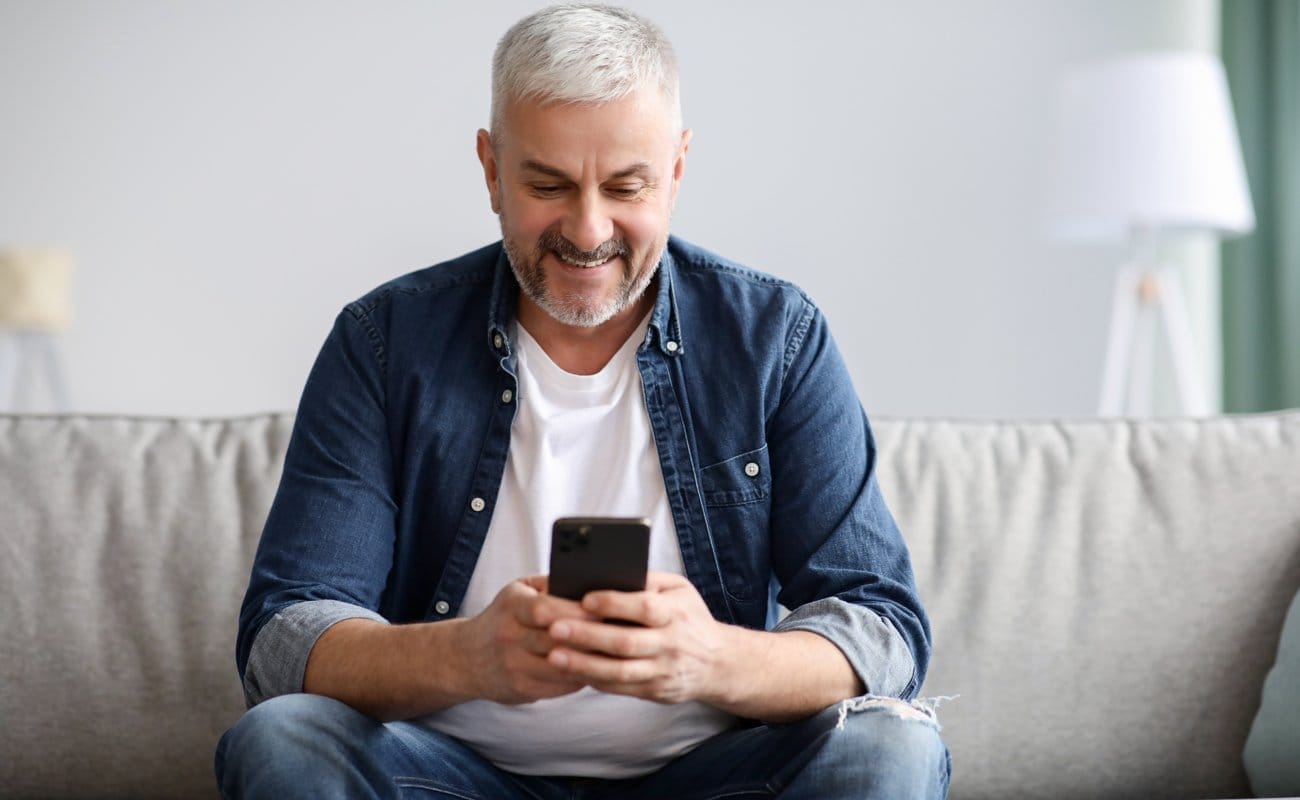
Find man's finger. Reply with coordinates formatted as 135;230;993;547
529;594;599;628
550;619;661;658
644;571;690;591
581;590;674;628
549;647;658;684
520;574;549;593
518;627;556;656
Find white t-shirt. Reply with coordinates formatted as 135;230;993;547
420;314;734;777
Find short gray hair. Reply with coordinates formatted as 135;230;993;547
490;4;681;138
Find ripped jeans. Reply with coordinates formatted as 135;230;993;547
215;694;951;799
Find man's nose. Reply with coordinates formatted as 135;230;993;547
562;191;615;252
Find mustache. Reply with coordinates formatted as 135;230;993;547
538;231;629;264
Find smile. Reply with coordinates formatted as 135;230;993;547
555;253;616;269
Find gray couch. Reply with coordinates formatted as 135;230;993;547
2;411;1298;799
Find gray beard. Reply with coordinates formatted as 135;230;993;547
502;229;660;328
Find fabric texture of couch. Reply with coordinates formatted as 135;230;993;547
2;410;1298;799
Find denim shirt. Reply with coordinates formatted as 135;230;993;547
236;236;931;707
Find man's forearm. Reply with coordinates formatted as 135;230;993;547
710;628;864;722
304;617;476;721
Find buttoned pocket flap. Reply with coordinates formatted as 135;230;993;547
700;446;770;507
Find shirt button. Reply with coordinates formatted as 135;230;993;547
501;389;513;404
493;333;504;350
666;341;679;353
744;462;760;477
470;497;486;512
434;600;450;615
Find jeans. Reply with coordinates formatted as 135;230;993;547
215;694;951;799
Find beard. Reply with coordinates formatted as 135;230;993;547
501;225;662;328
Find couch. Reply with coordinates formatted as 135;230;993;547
2;411;1298;799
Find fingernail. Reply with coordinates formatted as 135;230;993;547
551;650;569;667
552;622;570;639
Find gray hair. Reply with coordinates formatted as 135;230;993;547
490;4;681;138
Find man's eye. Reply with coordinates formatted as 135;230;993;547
607;186;643;198
530;185;564;196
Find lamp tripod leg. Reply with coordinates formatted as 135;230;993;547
1099;267;1141;416
0;333;18;410
1129;278;1159;416
1154;269;1210;416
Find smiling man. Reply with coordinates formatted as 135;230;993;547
216;5;949;799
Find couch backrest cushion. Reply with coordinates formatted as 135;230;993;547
873;412;1300;800
5;411;1300;800
0;414;292;800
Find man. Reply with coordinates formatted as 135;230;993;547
216;5;949;798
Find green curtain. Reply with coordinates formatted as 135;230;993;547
1221;0;1300;412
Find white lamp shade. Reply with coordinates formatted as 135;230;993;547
1049;52;1255;242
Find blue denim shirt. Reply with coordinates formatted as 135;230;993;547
237;236;930;707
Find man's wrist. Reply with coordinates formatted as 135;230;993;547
701;622;756;710
699;626;862;722
429;617;479;704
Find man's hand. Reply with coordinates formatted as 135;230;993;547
542;571;734;705
307;571;859;722
456;576;595;704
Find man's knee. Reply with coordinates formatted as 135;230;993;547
833;698;946;762
799;697;951;798
221;693;371;752
215;694;380;795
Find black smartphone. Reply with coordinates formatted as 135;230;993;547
548;516;650;602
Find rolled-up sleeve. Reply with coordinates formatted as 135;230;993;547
773;598;916;699
242;600;389;706
766;300;931;699
235;304;399;700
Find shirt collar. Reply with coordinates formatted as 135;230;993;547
485;237;685;360
648;238;685;358
486;245;518;359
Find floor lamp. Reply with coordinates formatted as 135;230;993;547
0;248;74;411
1049;53;1255;417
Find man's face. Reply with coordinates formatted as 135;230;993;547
477;89;690;329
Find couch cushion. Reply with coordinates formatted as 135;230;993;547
0;414;292;800
874;411;1300;800
5;410;1299;800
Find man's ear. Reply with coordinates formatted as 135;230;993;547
670;128;692;200
476;129;501;214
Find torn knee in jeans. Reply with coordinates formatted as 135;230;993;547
835;694;957;731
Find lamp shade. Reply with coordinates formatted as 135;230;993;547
1048;52;1255;242
0;248;74;331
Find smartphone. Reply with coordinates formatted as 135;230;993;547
548;516;650;602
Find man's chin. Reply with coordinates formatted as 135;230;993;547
535;296;624;328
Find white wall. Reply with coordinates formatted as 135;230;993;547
0;0;1217;418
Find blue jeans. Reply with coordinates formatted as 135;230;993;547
215;694;950;799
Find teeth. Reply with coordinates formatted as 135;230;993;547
559;255;612;268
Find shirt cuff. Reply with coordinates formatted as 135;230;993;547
772;597;916;698
242;600;388;707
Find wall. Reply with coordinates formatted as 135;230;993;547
0;0;1218;418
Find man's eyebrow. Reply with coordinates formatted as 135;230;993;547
608;162;654;180
518;160;654;181
519;160;570;180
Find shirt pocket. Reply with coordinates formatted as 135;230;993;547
699;446;771;601
700;446;771;506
